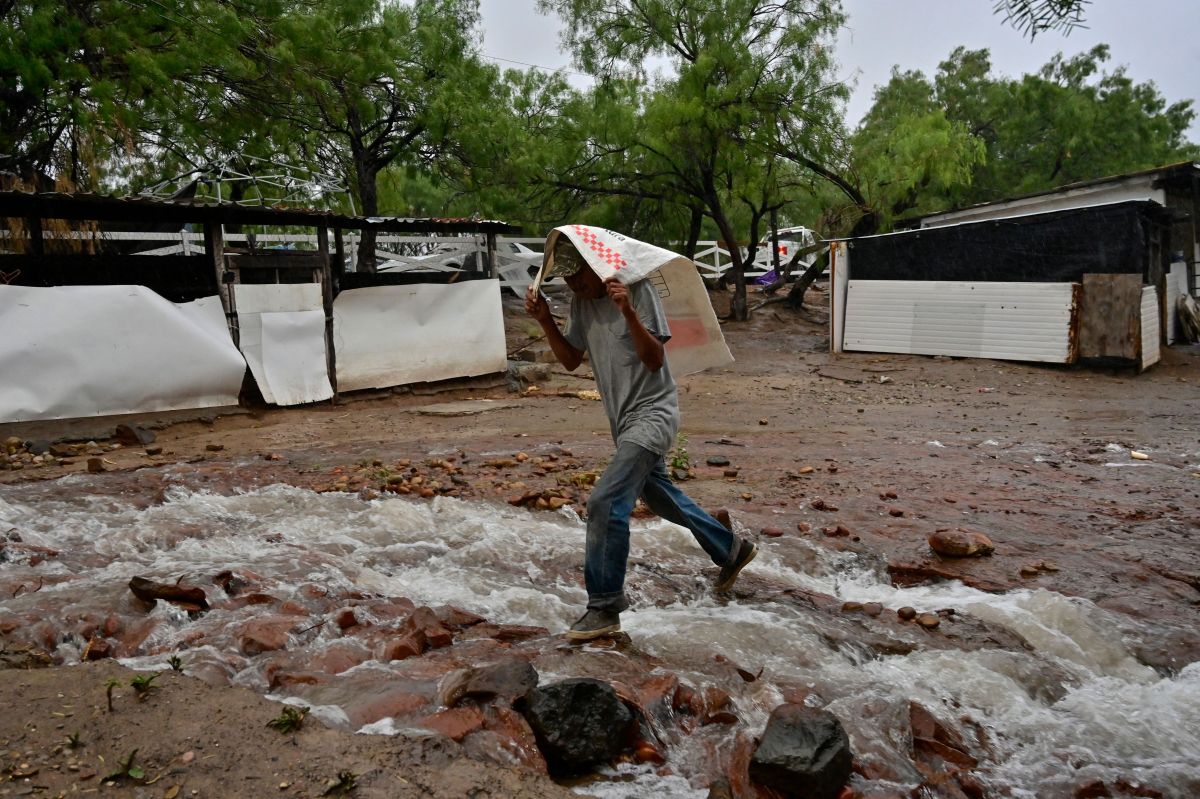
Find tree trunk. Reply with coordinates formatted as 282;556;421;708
711;206;747;321
784;210;879;309
683;205;703;261
355;164;379;273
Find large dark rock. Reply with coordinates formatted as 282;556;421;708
749;704;853;799
522;678;633;775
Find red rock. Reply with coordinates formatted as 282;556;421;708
928;529;995;557
82;637;112;661
334;608;359;630
796;522;812;533
436;605;486;629
381;632;426;661
346;688;429;727
1074;778;1112;799
417;707;485;743
403;607;453;649
238;616;296;655
888;508;905;517
761;526;785;538
481;705;547;773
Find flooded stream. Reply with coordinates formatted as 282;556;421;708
1;473;1197;798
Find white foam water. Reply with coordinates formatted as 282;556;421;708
1;482;1196;798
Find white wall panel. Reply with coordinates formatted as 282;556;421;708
235;283;333;406
0;286;245;422
334;280;507;392
1141;286;1161;370
842;280;1077;363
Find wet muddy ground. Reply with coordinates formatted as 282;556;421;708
2;285;1199;798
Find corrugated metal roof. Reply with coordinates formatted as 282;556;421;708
897;161;1199;229
0;190;520;233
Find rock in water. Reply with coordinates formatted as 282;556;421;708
522;678;632;775
749;704;852;799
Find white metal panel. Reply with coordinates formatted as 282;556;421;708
830;242;849;353
235;284;333;406
333;280;507;392
1141;286;1161;370
1166;262;1187;345
0;286;245;423
842;281;1077;363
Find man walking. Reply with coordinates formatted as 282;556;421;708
525;237;756;641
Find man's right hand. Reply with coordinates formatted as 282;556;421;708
525;286;553;325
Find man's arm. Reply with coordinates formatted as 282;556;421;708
525;287;585;371
605;278;664;372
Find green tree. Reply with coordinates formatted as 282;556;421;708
267;0;495;269
538;0;846;320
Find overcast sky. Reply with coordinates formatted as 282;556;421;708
477;0;1200;141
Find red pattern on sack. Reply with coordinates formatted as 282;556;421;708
572;225;627;270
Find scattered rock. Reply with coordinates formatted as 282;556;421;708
796;522;812;534
928;529;995;557
87;457;105;473
114;424;156;445
916;613;941;629
452;659;539;707
862;603;883;617
723;469;739;478
205;443;224;452
761;526;785;538
749;704;853;799
706;456;731;467
897;607;917;621
810;498;838;512
128;576;209;610
146;446;163;456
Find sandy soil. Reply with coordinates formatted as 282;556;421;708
3;283;1199;798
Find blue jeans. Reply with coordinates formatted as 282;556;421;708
584;441;737;612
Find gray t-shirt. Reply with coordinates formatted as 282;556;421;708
564;280;680;456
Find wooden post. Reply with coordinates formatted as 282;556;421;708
485;231;497;280
27;217;43;257
316;225;338;401
333;227;346;289
204;222;238;346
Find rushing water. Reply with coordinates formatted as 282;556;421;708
1;475;1197;798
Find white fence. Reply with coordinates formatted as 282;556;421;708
1;230;811;288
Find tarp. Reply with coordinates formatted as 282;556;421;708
333;280;507;392
0;285;246;422
846;201;1161;283
234;283;333;406
534;225;733;375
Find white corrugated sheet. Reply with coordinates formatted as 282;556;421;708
841;280;1077;363
1141;286;1161;370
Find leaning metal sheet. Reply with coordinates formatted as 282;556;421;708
333;280;507;392
234;284;333;406
0;285;246;422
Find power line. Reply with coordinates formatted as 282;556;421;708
482;52;590;79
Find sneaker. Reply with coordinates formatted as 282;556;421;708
566;609;621;641
714;538;757;592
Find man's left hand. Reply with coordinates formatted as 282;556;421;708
604;277;631;313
